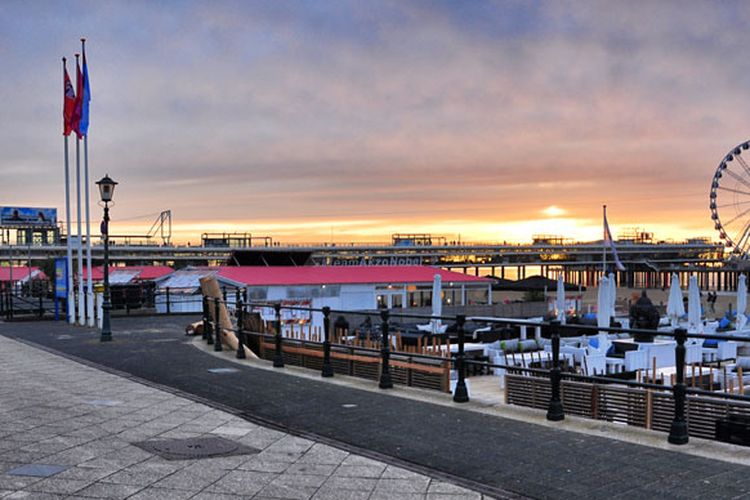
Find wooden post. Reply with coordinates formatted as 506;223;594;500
645;390;653;430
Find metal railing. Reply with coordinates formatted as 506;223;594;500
186;293;750;446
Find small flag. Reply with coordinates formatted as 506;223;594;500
603;206;626;271
63;61;76;136
79;42;91;136
72;57;84;138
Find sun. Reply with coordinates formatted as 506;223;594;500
542;206;567;217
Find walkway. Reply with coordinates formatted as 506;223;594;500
2;316;750;499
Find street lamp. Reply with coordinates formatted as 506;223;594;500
96;174;117;342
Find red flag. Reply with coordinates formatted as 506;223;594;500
71;57;84;138
63;61;76;136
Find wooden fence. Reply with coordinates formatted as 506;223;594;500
506;373;750;440
254;334;451;392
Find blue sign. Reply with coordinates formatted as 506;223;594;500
55;258;67;298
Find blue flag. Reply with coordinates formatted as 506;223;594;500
79;45;91;135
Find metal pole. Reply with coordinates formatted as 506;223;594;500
74;55;84;326
453;314;469;402
84;133;94;326
668;327;689;444
63;60;74;325
321;306;333;377
379;310;393;389
273;303;284;367
100;203;112;342
236;296;246;359
202;295;211;343
546;320;564;421
213;297;223;352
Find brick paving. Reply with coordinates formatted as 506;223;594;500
2;316;750;499
0;333;487;499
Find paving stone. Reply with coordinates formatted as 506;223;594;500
73;482;143;499
332;464;386;478
126;487;196;500
374;477;431;493
205;470;277;496
254;482;319;500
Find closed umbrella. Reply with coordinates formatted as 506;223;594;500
738;275;747;331
608;272;617;319
555;275;566;324
666;273;685;327
430;273;445;334
597;276;610;345
687;275;702;334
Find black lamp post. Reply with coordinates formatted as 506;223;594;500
96;174;117;342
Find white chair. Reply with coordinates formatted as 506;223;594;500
584;353;606;376
685;344;702;365
718;341;738;361
624;350;648;371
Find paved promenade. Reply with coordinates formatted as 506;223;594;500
3;316;750;499
0;334;485;499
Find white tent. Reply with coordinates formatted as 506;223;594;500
687;275;702;334
737;274;747;331
666;273;685;327
555;275;566;324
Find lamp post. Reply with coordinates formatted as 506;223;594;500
96;174;117;342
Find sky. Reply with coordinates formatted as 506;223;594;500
1;0;749;244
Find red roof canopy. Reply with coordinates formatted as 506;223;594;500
0;266;46;282
217;266;491;287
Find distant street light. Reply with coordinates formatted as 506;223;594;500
96;174;117;342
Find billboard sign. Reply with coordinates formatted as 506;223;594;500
1;206;57;226
55;258;67;298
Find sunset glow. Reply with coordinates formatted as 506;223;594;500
1;2;742;245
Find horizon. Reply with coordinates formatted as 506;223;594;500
2;2;749;246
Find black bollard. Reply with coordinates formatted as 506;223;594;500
213;298;223;352
379;310;393;389
668;328;689;444
453;314;469;402
236;297;246;359
546;320;565;421
204;296;213;344
273;303;284;367
321;306;334;377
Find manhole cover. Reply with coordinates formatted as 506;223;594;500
7;464;68;477
134;436;259;461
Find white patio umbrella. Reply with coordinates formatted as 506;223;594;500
607;272;617;319
687;275;702;334
666;273;685;327
430;273;446;334
737;274;747;331
555;275;566;324
596;276;611;346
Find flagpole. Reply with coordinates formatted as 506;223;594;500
63;58;75;324
82;38;94;327
75;53;85;326
602;205;607;276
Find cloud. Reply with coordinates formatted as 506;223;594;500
0;1;747;242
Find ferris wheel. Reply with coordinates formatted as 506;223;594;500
710;140;750;258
